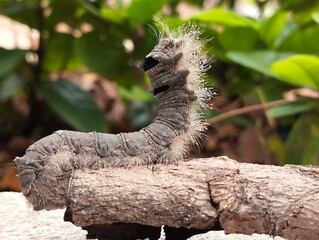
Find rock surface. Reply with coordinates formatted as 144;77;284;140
0;191;87;240
188;231;285;240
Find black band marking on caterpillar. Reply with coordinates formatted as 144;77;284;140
152;84;170;96
142;56;160;71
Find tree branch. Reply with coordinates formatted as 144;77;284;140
17;154;319;240
208;99;293;124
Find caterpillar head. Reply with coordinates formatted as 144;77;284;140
142;23;217;106
142;38;182;75
142;38;186;96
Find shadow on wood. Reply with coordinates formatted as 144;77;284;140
64;207;215;240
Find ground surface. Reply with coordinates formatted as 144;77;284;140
0;191;87;240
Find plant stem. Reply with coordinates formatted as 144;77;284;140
208;99;298;125
24;0;45;135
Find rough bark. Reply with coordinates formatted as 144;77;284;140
62;156;319;240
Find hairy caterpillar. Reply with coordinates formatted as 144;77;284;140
15;22;218;210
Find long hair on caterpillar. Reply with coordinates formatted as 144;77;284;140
15;21;218;210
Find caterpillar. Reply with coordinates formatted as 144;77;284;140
15;22;218;210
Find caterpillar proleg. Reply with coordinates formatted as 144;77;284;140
15;22;217;210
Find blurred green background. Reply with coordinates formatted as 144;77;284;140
0;0;318;191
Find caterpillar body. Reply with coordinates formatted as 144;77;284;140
15;23;217;210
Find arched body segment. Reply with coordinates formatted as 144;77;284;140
15;23;217;209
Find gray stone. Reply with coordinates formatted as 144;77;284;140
187;231;286;240
0;191;87;240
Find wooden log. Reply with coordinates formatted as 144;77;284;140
68;158;218;229
64;156;319;240
17;155;319;240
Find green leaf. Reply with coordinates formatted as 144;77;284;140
279;25;319;54
218;27;259;51
0;1;37;28
259;11;289;48
312;11;319;24
0;48;25;78
127;101;155;129
203;27;227;60
256;83;284;103
100;7;127;23
291;3;319;24
38;79;108;132
76;30;128;79
158;17;185;29
273;20;299;48
193;8;258;29
119;85;154;102
0;0;32;15
76;0;100;17
44;33;81;72
127;0;166;23
271;55;319;90
285;113;319;165
0;74;22;101
266;101;315;118
226;51;294;77
47;1;81;29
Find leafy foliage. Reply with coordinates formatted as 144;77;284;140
0;0;318;166
38;79;108;132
